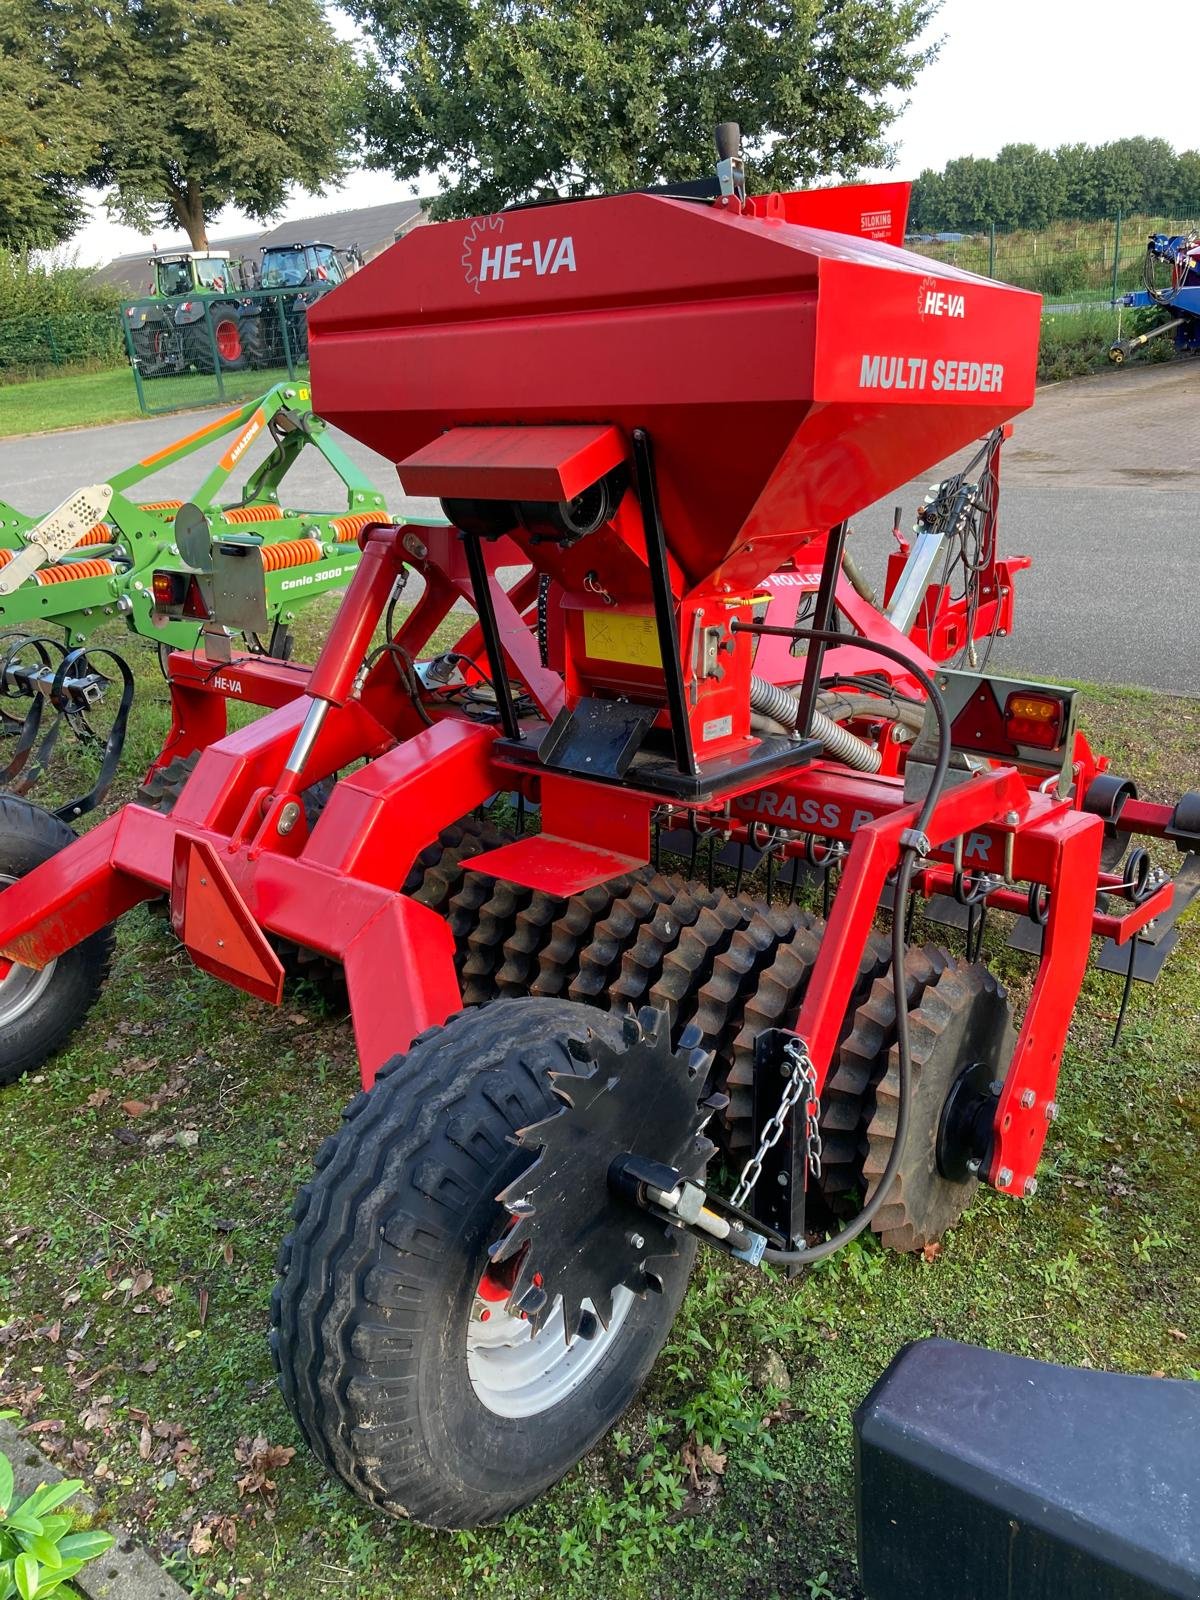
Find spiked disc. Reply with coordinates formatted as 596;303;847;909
494;1007;716;1339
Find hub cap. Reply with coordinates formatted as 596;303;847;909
467;1283;634;1419
0;873;55;1027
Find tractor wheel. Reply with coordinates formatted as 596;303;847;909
239;317;268;369
211;312;249;372
271;999;696;1529
0;795;114;1086
182;324;214;373
862;960;1015;1252
130;324;172;378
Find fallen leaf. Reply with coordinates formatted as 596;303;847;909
121;1100;149;1119
86;1088;113;1108
1168;1328;1187;1341
234;1435;296;1503
922;1242;943;1264
198;1288;210;1328
222;1239;234;1267
131;1270;154;1298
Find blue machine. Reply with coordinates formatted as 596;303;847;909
1109;231;1200;363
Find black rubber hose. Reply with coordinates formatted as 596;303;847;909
730;622;953;1266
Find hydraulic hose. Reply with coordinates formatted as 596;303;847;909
749;674;883;773
733;623;953;1267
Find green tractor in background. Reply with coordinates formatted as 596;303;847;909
124;251;262;377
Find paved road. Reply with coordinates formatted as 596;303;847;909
0;363;1196;693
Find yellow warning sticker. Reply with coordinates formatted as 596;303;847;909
583;610;662;668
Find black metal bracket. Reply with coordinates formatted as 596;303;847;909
751;1028;808;1253
631;428;697;778
793;520;849;737
459;528;522;742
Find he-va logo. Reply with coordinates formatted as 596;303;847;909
461;215;576;293
917;275;966;318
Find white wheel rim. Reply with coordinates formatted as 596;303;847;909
0;872;56;1028
467;1284;635;1419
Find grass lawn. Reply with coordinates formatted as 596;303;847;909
0;368;144;436
0;611;1195;1599
0;364;304;439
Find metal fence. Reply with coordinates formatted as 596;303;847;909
907;211;1200;307
0;310;124;376
120;288;320;415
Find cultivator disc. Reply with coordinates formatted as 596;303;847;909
493;1007;718;1338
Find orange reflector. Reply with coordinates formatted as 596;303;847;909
33;558;117;586
1004;691;1063;749
260;538;322;573
222;504;284;525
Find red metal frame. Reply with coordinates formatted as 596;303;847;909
0;178;1190;1216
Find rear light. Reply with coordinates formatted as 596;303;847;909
182;575;211;620
151;570;187;609
1004;691;1064;749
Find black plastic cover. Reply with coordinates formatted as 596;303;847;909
855;1338;1200;1600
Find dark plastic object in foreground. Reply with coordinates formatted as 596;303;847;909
855;1337;1200;1600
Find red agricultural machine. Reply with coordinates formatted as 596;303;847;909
0;137;1196;1529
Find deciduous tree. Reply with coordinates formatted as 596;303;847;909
94;0;360;249
348;0;939;218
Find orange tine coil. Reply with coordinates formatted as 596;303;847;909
329;512;379;543
34;558;117;585
139;499;184;511
0;551;14;569
75;523;111;547
259;539;322;573
222;504;285;525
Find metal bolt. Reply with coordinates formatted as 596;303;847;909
216;938;224;949
1023;1177;1038;1198
277;801;302;836
1044;1101;1059;1122
966;1156;981;1174
1004;810;1019;826
628;1233;645;1251
402;532;427;560
989;1080;1004;1098
777;1171;789;1186
996;1166;1014;1189
1019;1089;1036;1110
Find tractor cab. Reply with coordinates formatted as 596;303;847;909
259;241;349;291
149;250;241;298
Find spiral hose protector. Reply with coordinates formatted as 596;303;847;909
749;674;882;774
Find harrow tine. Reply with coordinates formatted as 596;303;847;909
51;646;135;821
1112;934;1140;1047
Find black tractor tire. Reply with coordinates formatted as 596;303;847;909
182;323;214;373
130;323;173;378
271;999;696;1528
239;315;268;369
0;795;114;1086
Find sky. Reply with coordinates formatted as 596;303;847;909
67;0;1200;268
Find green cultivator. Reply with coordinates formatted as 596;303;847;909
0;383;393;817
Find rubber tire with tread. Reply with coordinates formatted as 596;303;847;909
271;998;697;1528
0;794;114;1085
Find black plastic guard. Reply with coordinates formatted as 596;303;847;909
855;1338;1200;1600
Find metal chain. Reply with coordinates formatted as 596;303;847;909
730;1036;822;1210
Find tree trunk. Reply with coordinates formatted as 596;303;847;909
167;176;209;250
